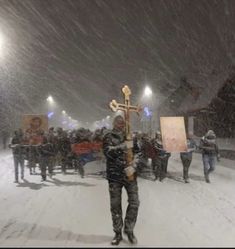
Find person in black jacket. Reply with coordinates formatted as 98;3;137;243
57;130;71;174
9;129;25;183
151;131;171;182
38;136;56;181
72;128;91;178
103;115;139;246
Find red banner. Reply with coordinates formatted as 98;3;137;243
71;142;102;155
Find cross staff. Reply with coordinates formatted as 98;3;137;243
109;85;141;181
110;86;141;140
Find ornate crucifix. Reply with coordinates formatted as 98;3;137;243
109;85;141;181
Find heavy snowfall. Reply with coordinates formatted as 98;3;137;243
0;0;234;247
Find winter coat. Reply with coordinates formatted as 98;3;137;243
152;138;171;159
103;129;127;182
199;135;219;156
38;143;56;158
10;136;25;157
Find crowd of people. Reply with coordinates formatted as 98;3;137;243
9;126;106;183
134;129;220;184
8;125;220;185
7;116;221;245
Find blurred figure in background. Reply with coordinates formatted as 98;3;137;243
9;129;25;183
151;131;171;182
38;136;56;181
180;132;197;183
199;130;220;183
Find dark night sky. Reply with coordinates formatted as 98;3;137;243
0;0;234;126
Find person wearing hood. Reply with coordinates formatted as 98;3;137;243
199;130;220;183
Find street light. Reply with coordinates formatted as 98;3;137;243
62;110;66;114
143;86;153;137
47;95;54;104
144;86;152;97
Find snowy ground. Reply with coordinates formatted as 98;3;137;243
0;149;235;247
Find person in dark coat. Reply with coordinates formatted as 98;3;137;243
57;130;71;174
103;115;139;245
38;136;56;181
9;129;25;183
151;131;171;182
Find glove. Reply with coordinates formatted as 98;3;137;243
108;142;127;151
125;140;133;149
124;165;136;177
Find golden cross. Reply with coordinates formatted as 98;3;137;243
110;85;141;140
109;85;141;181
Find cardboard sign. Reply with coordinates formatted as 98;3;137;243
22;114;48;145
160;117;187;152
71;142;102;155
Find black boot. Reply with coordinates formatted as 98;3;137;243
184;178;190;183
111;233;122;245
124;231;137;244
205;174;210;183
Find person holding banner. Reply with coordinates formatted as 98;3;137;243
103;115;139;246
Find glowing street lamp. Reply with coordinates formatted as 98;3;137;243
47;95;54;103
144;86;152;97
62;110;66;114
142;86;154;137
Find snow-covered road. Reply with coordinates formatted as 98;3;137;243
0;149;235;247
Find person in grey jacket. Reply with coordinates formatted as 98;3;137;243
180;132;197;183
199;130;220;183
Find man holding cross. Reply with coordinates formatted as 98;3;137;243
103;85;141;245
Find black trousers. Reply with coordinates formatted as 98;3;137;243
152;157;169;180
40;157;53;179
181;158;192;180
180;154;192;180
108;179;140;234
